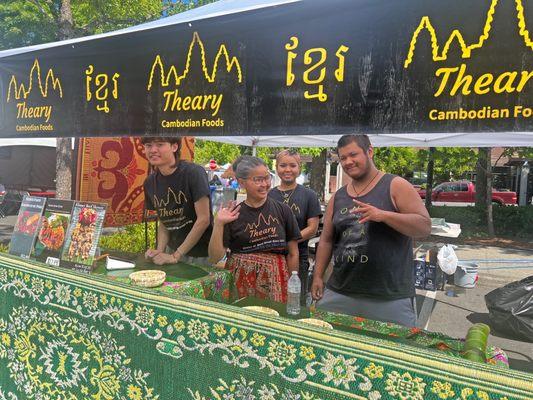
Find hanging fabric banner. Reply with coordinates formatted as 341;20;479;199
76;136;195;227
0;0;532;138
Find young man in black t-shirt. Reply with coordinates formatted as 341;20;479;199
142;137;213;266
269;149;321;301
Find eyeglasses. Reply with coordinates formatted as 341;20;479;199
247;175;272;185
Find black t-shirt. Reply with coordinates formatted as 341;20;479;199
144;161;213;257
223;197;301;254
269;185;321;259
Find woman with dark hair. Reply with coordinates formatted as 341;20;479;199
208;156;301;302
269;149;321;302
142;136;212;266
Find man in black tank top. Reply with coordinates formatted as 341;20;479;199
311;135;431;327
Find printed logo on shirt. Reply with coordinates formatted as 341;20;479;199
153;187;187;208
245;213;279;241
334;211;369;265
153;187;188;218
289;203;301;215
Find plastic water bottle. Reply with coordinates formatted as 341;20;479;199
287;271;301;315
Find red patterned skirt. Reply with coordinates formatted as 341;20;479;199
225;252;289;303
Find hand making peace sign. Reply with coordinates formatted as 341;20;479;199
350;199;386;224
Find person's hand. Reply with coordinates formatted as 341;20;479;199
350;199;387;224
152;252;178;265
215;201;241;225
145;249;162;260
311;276;325;300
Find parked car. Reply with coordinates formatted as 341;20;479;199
418;181;517;205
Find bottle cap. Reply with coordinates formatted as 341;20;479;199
291;271;298;275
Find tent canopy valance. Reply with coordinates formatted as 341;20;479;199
0;0;531;146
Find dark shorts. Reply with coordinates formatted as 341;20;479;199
317;287;417;327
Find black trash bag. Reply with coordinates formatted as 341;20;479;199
485;276;533;342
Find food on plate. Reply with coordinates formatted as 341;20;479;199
66;207;98;261
15;211;41;235
129;270;166;287
38;215;67;250
243;306;280;316
298;318;334;329
79;207;97;226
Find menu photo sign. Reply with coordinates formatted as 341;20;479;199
32;199;74;267
8;196;46;258
60;202;107;273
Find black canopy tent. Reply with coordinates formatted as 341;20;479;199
0;0;531;146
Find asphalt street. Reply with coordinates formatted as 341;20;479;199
416;243;533;373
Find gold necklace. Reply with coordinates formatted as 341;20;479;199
351;171;380;197
280;187;296;204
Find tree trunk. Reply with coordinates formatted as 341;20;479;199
58;0;75;39
425;147;435;209
55;138;73;199
55;0;74;199
485;148;495;237
475;148;488;207
309;148;327;202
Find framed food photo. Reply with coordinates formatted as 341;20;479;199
8;196;46;259
60;202;107;273
33;199;74;267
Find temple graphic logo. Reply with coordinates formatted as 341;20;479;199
7;59;63;102
245;214;280;232
403;0;533;68
147;31;242;90
153;188;187;208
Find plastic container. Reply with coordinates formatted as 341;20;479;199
454;262;479;288
287;271;301;315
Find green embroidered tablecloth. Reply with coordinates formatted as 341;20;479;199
233;297;510;368
92;252;233;303
0;253;532;400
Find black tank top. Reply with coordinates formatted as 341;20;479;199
326;174;414;299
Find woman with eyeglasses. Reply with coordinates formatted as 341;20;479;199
208;156;301;302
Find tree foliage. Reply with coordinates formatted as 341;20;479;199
0;1;57;48
193;141;330;170
193;140;242;167
373;147;421;178
0;0;166;50
498;147;533;164
0;0;218;50
419;147;477;184
373;147;478;185
164;0;217;16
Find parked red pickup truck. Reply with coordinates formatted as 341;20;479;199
418;181;517;205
